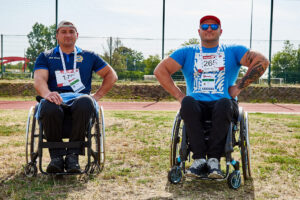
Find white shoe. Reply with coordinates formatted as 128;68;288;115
186;158;206;177
207;158;224;179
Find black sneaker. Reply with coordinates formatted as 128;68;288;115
65;154;81;173
46;157;64;173
186;158;207;177
207;158;224;179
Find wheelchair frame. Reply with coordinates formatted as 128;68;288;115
168;107;251;189
24;103;105;177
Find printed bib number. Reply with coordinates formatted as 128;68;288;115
55;69;85;93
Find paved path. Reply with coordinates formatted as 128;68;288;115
1;101;300;114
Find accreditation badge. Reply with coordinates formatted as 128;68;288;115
55;69;85;93
68;69;85;93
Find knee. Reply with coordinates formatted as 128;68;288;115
72;95;95;113
214;98;234;116
40;101;63;118
180;96;198;118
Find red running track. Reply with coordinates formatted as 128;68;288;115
1;101;300;114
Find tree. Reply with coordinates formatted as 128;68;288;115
25;23;56;72
102;38;146;73
166;38;200;56
115;46;145;71
181;38;200;46
101;38;127;73
271;40;300;83
144;54;161;75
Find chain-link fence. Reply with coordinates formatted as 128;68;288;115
1;34;300;83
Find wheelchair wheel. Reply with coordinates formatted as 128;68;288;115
170;112;183;167
168;166;182;184
25;105;39;177
25;106;39;165
240;111;251;180
227;170;241;189
24;163;37;177
90;106;105;173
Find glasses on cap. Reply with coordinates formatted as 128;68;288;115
200;24;219;31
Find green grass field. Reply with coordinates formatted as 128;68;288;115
0;110;299;199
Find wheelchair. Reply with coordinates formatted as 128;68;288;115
168;107;251;189
24;98;105;177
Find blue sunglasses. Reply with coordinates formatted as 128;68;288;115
200;24;219;30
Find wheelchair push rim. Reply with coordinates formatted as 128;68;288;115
240;111;252;180
170;111;182;168
88;106;105;174
25;105;39;165
98;106;105;170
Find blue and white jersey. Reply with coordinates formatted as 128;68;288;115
170;44;248;101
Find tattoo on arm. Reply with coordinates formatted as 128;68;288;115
238;64;265;89
238;51;269;89
245;51;255;63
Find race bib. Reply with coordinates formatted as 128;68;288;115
55;69;85;93
193;51;225;94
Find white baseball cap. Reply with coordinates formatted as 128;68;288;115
57;20;77;32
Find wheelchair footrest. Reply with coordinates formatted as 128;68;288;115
40;141;89;149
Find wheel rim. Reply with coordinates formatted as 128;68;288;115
170;112;182;167
170;166;182;184
91;106;105;172
245;112;252;177
240;112;250;180
25;106;34;164
25;106;38;165
24;164;37;177
231;171;241;189
99;106;105;169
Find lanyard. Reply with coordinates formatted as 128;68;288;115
59;46;77;74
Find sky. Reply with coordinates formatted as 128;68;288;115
1;0;300;59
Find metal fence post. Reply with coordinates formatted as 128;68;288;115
268;0;274;87
1;34;3;78
109;37;112;65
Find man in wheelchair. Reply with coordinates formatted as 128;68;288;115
154;15;269;178
33;20;117;173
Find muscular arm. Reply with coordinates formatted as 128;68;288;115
92;65;118;101
154;57;185;103
34;69;62;104
229;50;269;98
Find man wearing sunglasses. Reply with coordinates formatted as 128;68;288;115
154;15;269;178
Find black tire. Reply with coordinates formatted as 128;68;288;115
240;112;251;181
227;170;241;189
25;105;39;165
24;163;37;177
168;166;182;184
99;106;105;171
170;113;182;167
90;106;105;173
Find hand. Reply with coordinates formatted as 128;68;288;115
92;93;101;102
228;85;241;99
45;92;63;105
